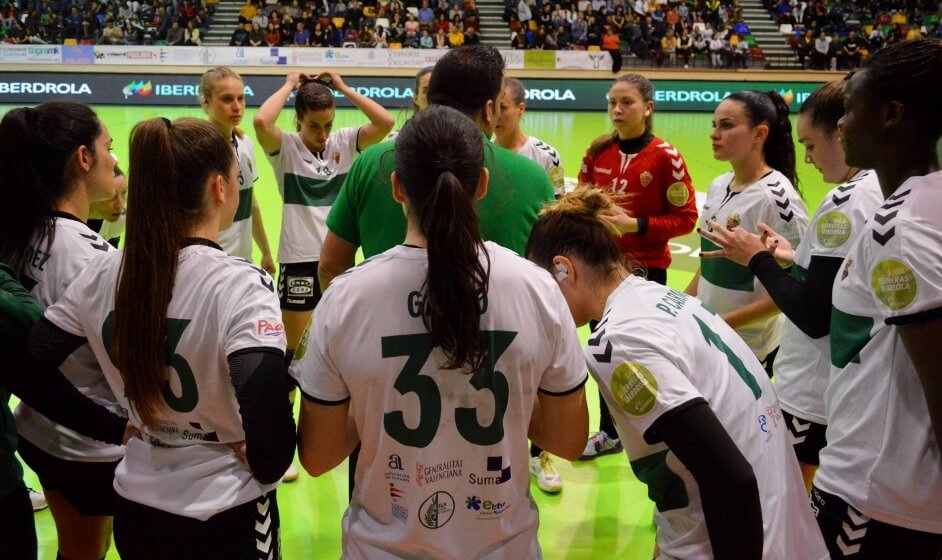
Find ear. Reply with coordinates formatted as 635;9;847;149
551;255;575;283
209;173;227;205
883;99;905;130
482;98;497;128
753;122;770;145
74;145;94;173
475;167;489;201
390;170;406;203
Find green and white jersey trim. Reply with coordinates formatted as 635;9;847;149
219;133;260;261
266;127;360;263
774;170;882;424
821;171;942;533
588;276;827;559
45;245;285;520
697;170;808;360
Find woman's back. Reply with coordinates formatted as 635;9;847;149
292;242;585;559
46;242;286;520
591;275;827;559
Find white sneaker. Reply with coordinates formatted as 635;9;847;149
580;431;623;460
28;488;47;512
528;452;563;493
282;462;299;482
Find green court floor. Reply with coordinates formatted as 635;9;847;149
2;104;831;559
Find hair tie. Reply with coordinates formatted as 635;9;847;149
436;163;455;175
161;117;172;129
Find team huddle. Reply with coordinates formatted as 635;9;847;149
0;40;940;560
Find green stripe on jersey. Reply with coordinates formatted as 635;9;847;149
283;173;347;207
233;187;253;222
700;238;755;292
830;307;873;368
791;263;807;283
630;449;689;512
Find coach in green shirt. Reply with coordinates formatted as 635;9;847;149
318;44;555;291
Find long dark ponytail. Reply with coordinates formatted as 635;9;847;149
115;118;234;428
727;90;799;192
394;105;489;373
0;102;101;275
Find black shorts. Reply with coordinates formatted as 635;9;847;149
278;261;322;312
114;490;280;560
17;437;119;516
811;485;942;559
781;408;827;466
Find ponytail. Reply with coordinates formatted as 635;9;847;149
726;90;799;194
115;118;233;428
394;105;489;373
764;91;799;192
0;102;101;275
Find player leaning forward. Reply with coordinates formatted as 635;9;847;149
526;188;828;559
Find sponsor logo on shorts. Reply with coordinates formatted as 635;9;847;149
416;459;463;487
256;319;285;337
418;491;454;529
467;456;511;486
287;277;315;297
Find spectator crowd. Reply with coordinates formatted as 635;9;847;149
224;0;482;48
1;0;215;44
771;0;942;69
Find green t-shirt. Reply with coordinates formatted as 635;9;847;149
326;136;555;258
0;263;43;499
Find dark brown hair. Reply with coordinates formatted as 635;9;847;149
114;118;234;427
798;80;845;136
294;78;334;130
0;102;102;275
726;90;799;191
394;105;489;372
587;73;655;159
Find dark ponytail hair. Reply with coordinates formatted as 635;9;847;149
798;80;846;136
587;73;655;159
115;118;234;428
294;78;334;130
526;186;627;277
0;101;102;275
394;105;489;373
726;90;799;192
857;38;942;143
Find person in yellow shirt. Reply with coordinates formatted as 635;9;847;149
448;24;465;47
238;0;257;24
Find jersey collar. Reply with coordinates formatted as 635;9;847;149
182;237;224;252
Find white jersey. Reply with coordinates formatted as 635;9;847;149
820;171;942;533
774;170;883;424
589;276;827;560
97;212;126;242
517;136;564;195
698;170;808;360
45;242;286;520
291;242;587;559
266;127;360;263
14;215;124;462
218;133;259;260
